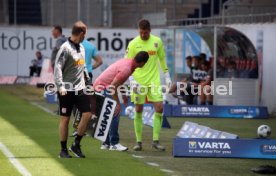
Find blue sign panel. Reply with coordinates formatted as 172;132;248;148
171;105;268;119
173;138;276;159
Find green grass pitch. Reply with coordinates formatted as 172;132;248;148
0;85;276;176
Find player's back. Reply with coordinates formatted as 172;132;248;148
94;59;134;91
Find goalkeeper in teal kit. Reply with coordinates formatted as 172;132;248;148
126;19;171;151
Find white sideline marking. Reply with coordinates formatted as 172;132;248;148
30;102;55;115
0;142;32;176
146;162;160;167
132;154;145;158
160;169;174;173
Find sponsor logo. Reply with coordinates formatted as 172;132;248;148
192;70;207;80
182;107;210;113
261;145;276;155
229;108;248;115
148;50;156;56
74;59;85;66
61;108;67;113
189;141;197;149
97;100;114;137
188;141;231;149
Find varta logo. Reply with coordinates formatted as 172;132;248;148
198;142;231;149
189;141;197;148
264;145;276;150
188;107;210;113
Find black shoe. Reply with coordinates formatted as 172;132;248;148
251;165;276;174
69;143;85;158
133;142;142;151
59;149;72;158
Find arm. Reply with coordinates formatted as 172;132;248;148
51;38;65;66
92;55;103;69
158;39;171;88
54;48;67;95
110;78;122;116
158;39;169;73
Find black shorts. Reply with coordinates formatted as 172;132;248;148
57;90;91;117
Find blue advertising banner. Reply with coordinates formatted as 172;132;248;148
173;138;276;159
171;105;268;119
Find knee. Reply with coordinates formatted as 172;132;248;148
60;117;70;126
135;105;143;113
155;104;163;113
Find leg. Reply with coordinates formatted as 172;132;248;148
103;92;127;151
205;86;213;105
148;86;165;151
57;92;74;158
152;101;163;141
59;116;70;142
59;116;72;158
70;91;91;158
132;104;143;151
76;112;91;136
134;104;144;142
109;114;120;145
37;67;42;77
29;66;35;77
199;85;206;105
131;90;146;151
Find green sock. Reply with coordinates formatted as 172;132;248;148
153;112;163;141
134;112;143;142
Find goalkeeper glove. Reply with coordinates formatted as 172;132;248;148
129;76;139;93
164;72;172;89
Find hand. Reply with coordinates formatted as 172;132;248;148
164;72;172;89
59;87;67;96
129;76;139;93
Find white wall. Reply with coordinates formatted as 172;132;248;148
230;24;276;113
0;26;137;78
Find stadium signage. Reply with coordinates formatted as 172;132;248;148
0;27;137;76
172;105;268;118
229;108;248;114
181;107;210;116
197;142;231;149
173;138;276;159
261;145;276;155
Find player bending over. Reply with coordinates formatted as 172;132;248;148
93;51;149;151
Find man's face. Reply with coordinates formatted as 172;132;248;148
186;59;192;68
52;28;59;39
36;52;41;58
139;29;150;40
79;32;86;43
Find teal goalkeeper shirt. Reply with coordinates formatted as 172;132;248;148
81;39;98;73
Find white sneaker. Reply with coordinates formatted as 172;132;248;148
100;144;110;150
109;143;128;151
